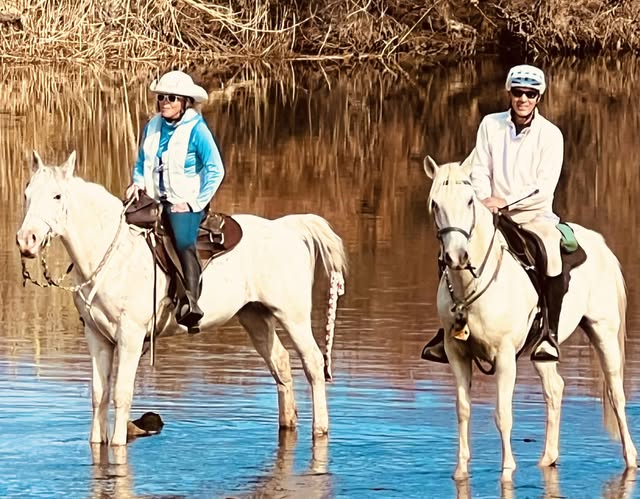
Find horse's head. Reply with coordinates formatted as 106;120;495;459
16;150;76;258
424;153;477;270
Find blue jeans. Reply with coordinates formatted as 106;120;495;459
163;206;204;252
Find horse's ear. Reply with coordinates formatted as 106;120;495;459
423;155;439;180
460;148;476;177
32;150;44;173
62;150;77;178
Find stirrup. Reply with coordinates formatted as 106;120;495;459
420;328;449;364
176;293;204;328
530;339;560;363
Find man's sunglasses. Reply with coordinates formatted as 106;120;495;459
157;94;182;103
510;89;539;99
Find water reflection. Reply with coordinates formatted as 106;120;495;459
240;432;332;499
1;57;640;497
90;446;135;499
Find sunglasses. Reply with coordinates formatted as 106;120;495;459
510;89;539;99
157;94;182;103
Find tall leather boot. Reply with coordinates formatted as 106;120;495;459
176;246;204;329
531;274;565;362
421;259;448;364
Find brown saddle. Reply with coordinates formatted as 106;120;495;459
153;212;243;277
496;214;587;357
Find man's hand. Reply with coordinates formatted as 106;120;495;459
170;202;191;213
125;184;144;202
481;196;507;214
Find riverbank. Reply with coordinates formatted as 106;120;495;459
0;0;637;67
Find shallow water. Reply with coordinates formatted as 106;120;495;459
1;57;640;498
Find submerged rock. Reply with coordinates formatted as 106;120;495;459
127;412;164;441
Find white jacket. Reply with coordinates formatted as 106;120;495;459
470;109;564;224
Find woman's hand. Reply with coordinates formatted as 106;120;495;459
125;184;144;201
170;202;191;213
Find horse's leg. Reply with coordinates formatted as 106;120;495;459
275;312;328;437
448;349;472;481
495;349;517;482
110;319;146;446
85;325;114;444
584;319;638;468
533;361;564;466
238;304;298;429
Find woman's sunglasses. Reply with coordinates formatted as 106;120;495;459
510;89;539;99
157;94;181;103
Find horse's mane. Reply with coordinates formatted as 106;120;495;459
428;161;472;212
39;166;124;216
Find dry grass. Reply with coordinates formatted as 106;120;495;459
0;0;477;66
491;0;640;56
0;0;636;66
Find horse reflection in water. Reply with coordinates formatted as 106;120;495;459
16;151;347;446
423;156;637;482
90;445;133;499
453;467;638;499
237;432;332;498
89;434;331;499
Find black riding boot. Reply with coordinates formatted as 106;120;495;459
421;259;449;364
176;246;204;330
531;274;565;362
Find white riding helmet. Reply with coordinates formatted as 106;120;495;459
149;70;208;103
505;64;546;95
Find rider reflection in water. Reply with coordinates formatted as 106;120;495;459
422;64;566;363
125;71;225;330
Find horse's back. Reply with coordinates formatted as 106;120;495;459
568;222;622;273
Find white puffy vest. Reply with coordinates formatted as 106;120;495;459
142;109;200;204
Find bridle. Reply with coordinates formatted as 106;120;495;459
433;182;505;374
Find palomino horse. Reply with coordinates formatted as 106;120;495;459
423;156;637;481
16;151;347;446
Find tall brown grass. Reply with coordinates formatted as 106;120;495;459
2;0;635;66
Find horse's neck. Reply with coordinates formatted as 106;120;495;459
61;182;126;281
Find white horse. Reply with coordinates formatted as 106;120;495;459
423;156;637;482
16;151;347;446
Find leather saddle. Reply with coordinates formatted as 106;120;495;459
496;214;587;355
497;215;587;293
152;211;243;279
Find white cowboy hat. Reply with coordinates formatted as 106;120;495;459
149;70;208;103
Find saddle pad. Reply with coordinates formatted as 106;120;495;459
556;222;578;253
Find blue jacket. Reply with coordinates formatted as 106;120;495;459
132;109;224;212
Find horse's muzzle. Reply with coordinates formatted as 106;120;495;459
16;230;41;258
444;249;469;270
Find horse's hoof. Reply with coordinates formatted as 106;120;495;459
312;426;329;438
538;456;558;467
501;467;515;483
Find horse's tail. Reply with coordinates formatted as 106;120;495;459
602;249;627;441
278;214;347;381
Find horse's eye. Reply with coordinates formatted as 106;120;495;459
431;201;439;212
467;198;473;207
54;194;61;200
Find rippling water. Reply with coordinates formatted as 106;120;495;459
1;57;639;498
